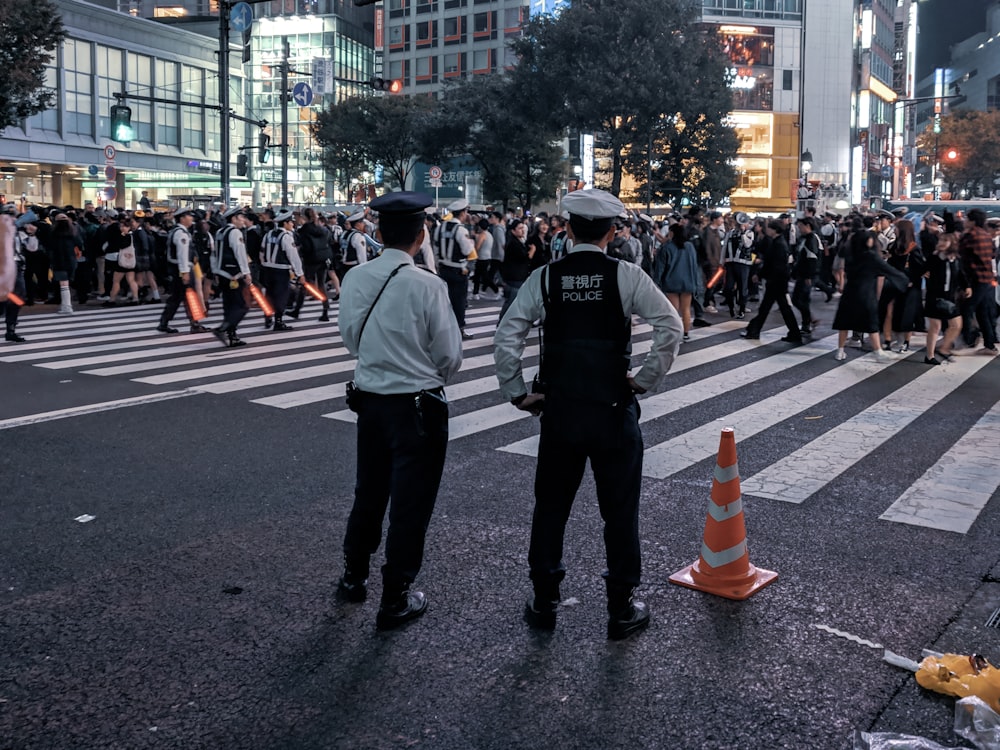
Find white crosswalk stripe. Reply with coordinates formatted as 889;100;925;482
7;299;1000;534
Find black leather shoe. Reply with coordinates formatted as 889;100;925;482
781;335;804;344
228;336;247;348
286;311;299;320
5;332;26;343
692;318;711;327
337;575;368;603
376;591;428;630
741;332;760;340
190;324;209;334
212;328;229;347
607;601;650;641
156;325;179;334
523;595;559;630
318;314;330;322
264;316;274;329
273;321;293;331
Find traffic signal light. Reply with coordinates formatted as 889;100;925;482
353;0;379;5
258;132;271;163
946;149;959;161
370;77;403;94
237;153;249;177
110;104;133;142
242;28;252;65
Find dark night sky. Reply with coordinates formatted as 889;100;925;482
916;0;996;79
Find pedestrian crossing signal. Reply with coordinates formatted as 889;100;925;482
258;132;271;164
110;104;133;143
370;77;403;94
237;153;249;177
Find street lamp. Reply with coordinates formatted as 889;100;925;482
800;149;813;176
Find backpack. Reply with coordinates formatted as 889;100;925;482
118;235;137;269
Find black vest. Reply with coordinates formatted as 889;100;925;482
540;252;631;405
216;226;241;276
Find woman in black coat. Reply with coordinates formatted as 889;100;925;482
498;219;532;321
922;230;969;364
832;229;908;361
48;213;82;315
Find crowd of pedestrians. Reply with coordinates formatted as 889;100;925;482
2;198;998;361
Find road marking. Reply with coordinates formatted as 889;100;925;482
879;394;1000;533
742;355;994;505
0;390;198;431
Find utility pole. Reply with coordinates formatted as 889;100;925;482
219;6;231;207
281;36;290;209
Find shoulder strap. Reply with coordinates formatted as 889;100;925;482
357;263;410;349
539;266;550;310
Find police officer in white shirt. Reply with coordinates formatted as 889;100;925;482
336;191;463;631
434;198;475;338
260;209;305;331
157;209;208;335
340;211;369;276
211;206;252;348
494;188;682;640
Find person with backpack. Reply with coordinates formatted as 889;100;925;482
288;207;333;322
261;209;305;330
157;209;208;335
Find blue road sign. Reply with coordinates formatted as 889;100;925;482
87;165;99;177
230;2;253;33
880;164;893;180
292;82;314;107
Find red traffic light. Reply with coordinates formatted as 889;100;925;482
370;77;403;93
945;149;959;160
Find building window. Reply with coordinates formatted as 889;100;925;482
155;59;180;147
444;0;466;7
783;69;793;91
443;52;463;77
96;45;123;143
444;15;463;44
415;0;437;14
26;62;59;132
389;0;408;18
473;10;495;38
503;6;523;32
415;55;437;83
415;19;437;47
389;23;410;51
472;47;492;74
732;156;771;198
126;52;153;143
182;65;204;151
730;112;773;156
64;39;94;137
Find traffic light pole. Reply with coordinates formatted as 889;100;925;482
219;6;232;207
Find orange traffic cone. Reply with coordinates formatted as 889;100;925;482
669;427;777;600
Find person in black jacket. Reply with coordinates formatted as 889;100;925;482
498;219;531;321
791;216;821;334
290;207;333;322
742;220;802;343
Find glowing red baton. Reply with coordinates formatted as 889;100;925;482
6;292;24;306
246;282;275;317
301;279;327;301
707;267;724;288
185;287;207;322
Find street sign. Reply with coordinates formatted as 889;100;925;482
104;187;117;202
87;165;99;177
103;145;116;161
429;166;443;179
292;82;313;107
105;165;116;181
312;58;334;96
229;2;253;32
880;165;893;180
429;177;443;188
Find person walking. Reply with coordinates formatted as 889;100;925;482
4;215;27;342
959;209;998;355
260;209;305;330
791;216;821;335
211;207;252;348
157;209;207;335
742;220;802;343
48;213;81;315
654;223;699;342
433;198;475;339
336;191;463;631
493;189;683;640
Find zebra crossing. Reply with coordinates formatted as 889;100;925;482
6;299;1000;535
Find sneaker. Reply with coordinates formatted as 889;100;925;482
834;349;846;361
471;294;481;301
873;349;897;362
682;333;691;342
95;294;110;302
461;329;473;340
704;305;718;314
735;312;745;320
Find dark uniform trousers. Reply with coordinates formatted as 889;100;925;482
531;395;643;594
220;279;249;332
343;390;449;593
4;272;27;332
262;266;292;318
745;278;800;338
437;265;468;328
159;272;195;328
291;262;329;318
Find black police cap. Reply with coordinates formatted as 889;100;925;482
370;191;434;218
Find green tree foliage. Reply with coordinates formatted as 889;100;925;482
419;74;564;211
0;2;65;130
510;0;736;202
312;95;434;191
917;110;1000;197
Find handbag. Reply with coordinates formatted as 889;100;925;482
345;262;409;412
118;237;136;270
933;298;959;318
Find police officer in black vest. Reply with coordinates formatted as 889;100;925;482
157;209;208;335
433;198;475;339
494;189;683;640
260;209;304;330
211;206;252;348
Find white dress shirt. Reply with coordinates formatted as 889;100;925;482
340;248;463;394
493;244;683;400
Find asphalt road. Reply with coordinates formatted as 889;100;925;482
1;297;998;750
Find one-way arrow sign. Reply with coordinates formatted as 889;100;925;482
292;82;314;107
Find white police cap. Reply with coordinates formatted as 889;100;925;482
562;189;627;220
447;198;469;213
347;210;366;223
275;209;294;223
223;206;245;219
